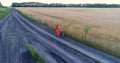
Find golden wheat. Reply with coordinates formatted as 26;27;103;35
16;7;120;57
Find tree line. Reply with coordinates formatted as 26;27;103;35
0;2;3;8
12;2;120;8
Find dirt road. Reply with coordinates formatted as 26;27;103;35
0;8;120;63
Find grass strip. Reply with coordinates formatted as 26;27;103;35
0;8;10;19
25;43;46;63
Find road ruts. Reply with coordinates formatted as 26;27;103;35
0;8;120;63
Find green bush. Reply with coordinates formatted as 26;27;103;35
0;8;10;19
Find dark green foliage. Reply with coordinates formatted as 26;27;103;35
0;8;10;19
0;2;3;8
12;2;120;8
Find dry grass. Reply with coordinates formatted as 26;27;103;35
16;7;120;57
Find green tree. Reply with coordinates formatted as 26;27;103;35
0;2;3;8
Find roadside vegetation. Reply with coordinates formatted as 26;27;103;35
0;4;10;19
25;43;46;63
17;8;120;58
0;3;2;8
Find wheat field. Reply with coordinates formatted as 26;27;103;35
16;8;120;57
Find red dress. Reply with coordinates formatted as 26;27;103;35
55;26;60;36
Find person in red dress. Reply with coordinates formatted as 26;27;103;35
55;25;61;36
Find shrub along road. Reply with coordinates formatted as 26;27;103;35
0;8;120;63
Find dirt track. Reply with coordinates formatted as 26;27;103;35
0;8;120;63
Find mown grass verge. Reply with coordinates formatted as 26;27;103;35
25;43;46;63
